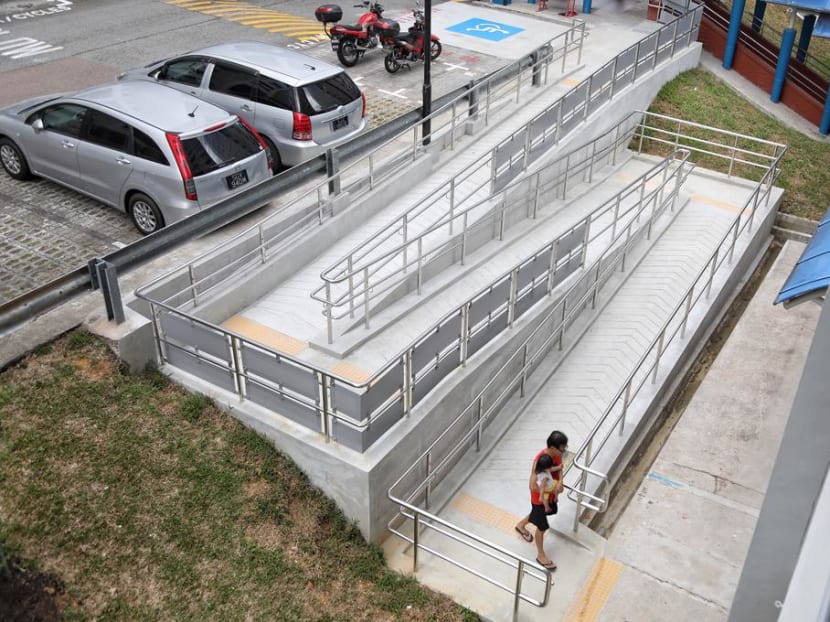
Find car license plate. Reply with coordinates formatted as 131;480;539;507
332;116;349;131
226;170;249;190
331;38;340;51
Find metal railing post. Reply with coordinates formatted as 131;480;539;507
461;212;469;265
363;267;371;328
652;328;665;384
508;268;518;327
620;379;632;436
413;512;420;571
681;289;693;338
348;256;355;318
513;562;525;622
476;397;483;451
326;282;334;344
417;238;424;295
706;250;718;299
321;374;332;442
425;452;432;509
403;216;409;272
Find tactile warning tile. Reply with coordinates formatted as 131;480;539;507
561;77;580;86
331;361;372;384
561;557;624;622
691;192;744;213
451;492;524;535
222;315;307;356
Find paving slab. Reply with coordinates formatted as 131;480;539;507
596;240;821;621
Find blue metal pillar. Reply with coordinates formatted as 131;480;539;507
820;83;830;135
751;0;766;32
796;13;816;63
723;0;746;69
771;12;797;103
583;0;591;15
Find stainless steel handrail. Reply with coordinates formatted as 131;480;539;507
308;7;703;338
309;113;644;340
133;22;586;307
563;122;786;531
387;151;692;618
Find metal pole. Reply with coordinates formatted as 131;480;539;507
422;0;432;146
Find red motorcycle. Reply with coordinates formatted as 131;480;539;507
382;5;442;74
315;2;385;67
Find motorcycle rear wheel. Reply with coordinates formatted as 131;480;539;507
337;39;360;67
384;52;401;74
430;40;442;60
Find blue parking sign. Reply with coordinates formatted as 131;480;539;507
446;18;524;42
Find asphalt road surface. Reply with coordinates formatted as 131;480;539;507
0;0;513;305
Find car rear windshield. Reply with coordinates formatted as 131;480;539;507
297;73;361;116
181;120;260;177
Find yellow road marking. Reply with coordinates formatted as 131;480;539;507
282;29;325;37
165;0;320;41
562;557;624;622
223;315;307;356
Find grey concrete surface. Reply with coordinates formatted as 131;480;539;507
598;240;820;622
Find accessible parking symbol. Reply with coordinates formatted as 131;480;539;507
447;18;523;42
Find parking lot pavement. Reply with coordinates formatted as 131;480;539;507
0;0;544;307
0;175;141;305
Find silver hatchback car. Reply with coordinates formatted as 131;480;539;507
0;81;271;235
118;42;367;169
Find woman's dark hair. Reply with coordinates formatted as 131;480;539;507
546;430;568;450
536;453;554;472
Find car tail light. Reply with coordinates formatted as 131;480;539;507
361;91;366;118
165;132;197;201
238;116;272;171
292;112;312;141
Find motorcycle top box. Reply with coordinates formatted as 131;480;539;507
315;4;343;23
375;19;400;36
375;19;400;47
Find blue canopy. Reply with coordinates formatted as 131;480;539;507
762;0;830;10
775;205;830;306
816;14;830;38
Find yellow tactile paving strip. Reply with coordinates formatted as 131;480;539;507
451;453;576;532
691;192;745;213
561;77;580;86
331;361;373;385
452;492;524;534
562;557;624;622
223;315;308;357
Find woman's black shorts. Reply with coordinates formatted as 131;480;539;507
529;504;550;532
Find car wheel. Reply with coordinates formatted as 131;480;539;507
128;192;165;235
337;39;360;67
262;136;283;174
430;41;442;60
384;53;400;74
0;138;33;180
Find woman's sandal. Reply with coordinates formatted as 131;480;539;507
514;526;533;543
536;558;557;571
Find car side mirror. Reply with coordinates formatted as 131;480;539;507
32;118;44;133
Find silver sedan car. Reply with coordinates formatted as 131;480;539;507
119;42;367;169
0;81;272;235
